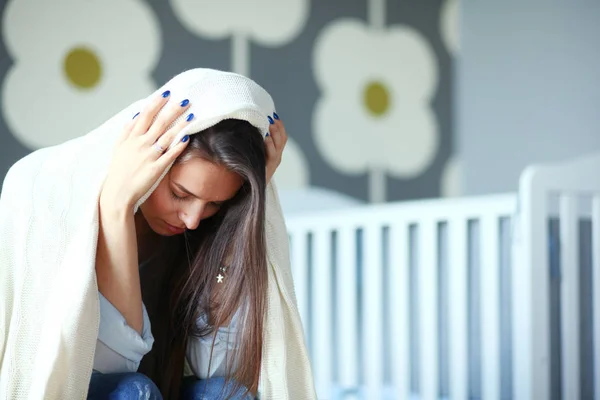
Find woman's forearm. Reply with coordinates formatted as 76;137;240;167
95;199;143;334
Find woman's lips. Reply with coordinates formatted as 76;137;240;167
165;221;185;234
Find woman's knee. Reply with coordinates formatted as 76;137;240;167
180;376;254;400
88;372;162;400
119;373;161;399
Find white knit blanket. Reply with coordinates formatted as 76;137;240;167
0;69;316;399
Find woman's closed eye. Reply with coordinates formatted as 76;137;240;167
170;190;187;201
171;189;224;209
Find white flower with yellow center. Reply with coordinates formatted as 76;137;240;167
2;0;161;149
313;19;439;201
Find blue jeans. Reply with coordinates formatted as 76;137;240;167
87;372;254;399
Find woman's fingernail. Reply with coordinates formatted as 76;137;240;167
186;113;194;122
273;112;279;120
182;135;189;143
268;116;274;124
180;99;189;107
162;90;171;98
266;132;270;137
132;112;140;119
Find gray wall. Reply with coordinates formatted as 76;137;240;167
459;1;600;195
0;0;454;203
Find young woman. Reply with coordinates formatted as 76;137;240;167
0;69;316;400
91;85;285;400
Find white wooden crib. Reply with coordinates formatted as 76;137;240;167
285;152;600;400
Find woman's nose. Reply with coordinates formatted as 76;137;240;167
181;204;204;230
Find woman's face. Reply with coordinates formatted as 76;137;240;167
140;157;244;236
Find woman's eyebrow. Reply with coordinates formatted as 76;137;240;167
173;182;198;198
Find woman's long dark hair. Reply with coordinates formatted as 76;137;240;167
138;119;268;399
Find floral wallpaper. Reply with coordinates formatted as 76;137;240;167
0;0;458;202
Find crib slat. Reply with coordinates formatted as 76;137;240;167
419;220;439;400
559;195;580;400
389;222;411;399
591;196;600;400
337;226;359;392
312;228;333;397
480;216;501;400
448;218;468;400
363;224;384;399
514;185;551;400
290;230;310;342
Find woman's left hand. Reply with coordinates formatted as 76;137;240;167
265;113;288;184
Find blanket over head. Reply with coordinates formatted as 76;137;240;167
0;68;316;399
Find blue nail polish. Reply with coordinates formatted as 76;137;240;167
186;113;194;122
132;112;140;119
180;99;189;107
268;116;274;124
162;90;171;98
266;132;270;137
273;112;279;120
182;135;189;143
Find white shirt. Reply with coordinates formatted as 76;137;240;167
93;292;238;378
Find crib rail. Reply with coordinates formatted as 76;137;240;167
287;194;517;400
517;152;600;400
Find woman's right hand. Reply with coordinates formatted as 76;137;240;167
100;90;194;212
